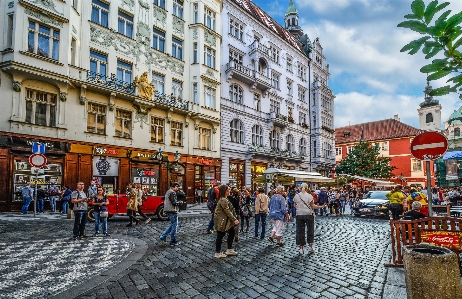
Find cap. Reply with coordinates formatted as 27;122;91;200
320;187;326;190
172;183;180;187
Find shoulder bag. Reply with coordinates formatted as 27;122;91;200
295;193;314;215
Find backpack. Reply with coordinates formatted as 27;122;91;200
49;187;59;197
207;187;217;212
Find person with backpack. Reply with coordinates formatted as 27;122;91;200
71;182;89;240
48;184;60;213
60;186;72;214
36;185;46;213
206;181;220;234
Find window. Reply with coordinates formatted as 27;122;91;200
347;146;355;154
152;73;165;94
89;50;107;79
381;142;389;151
199;127;212;150
252;125;263;146
426;113;433;123
312;115;316;127
229;19;243;41
229;50;243;65
298;87;306;102
172;38;183;60
271;72;279;89
118;11;133;38
286;135;295;152
254;94;261;111
193;83;198;104
229;84;243;104
287;57;292;72
7;14;13;48
299;111;306;125
91;0;109;27
288;107;293;118
171;121;183;146
115;109;131;138
71;38;76;65
412;159;422;171
335;147;342;156
204;86;215;109
25;89;57;127
204;7;215;30
193;4;199;23
173;0;183;19
230;119;244;143
270;99;280;115
116;60;132;85
87;102;106;134
313;141;317;156
72;0;79;10
300;138;307;155
287;80;293;95
270;130;280;148
153;0;165;9
172;80;183;98
152;28;165;52
28;22;60;60
297;63;306;80
270;46;279;63
204;47;215;68
193;43;198;63
151;117;164;143
455;128;461;137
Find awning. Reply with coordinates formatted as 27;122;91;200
340;174;395;186
443;151;462;160
264;168;335;183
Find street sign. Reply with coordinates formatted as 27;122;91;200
29;154;47;167
31;142;46;154
410;132;448;161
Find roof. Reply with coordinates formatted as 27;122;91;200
448;107;462;125
335;119;422;144
285;0;298;16
230;0;304;52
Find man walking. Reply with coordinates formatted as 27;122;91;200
72;182;89;240
254;187;269;239
160;183;183;246
21;183;34;214
36;185;46;213
318;187;329;216
205;181;220;234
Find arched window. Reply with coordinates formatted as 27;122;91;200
455;128;461;137
425;113;433;123
229;84;243;104
286;134;295;152
299;138;307;155
270;130;279;148
252;125;263;146
230;119;244;143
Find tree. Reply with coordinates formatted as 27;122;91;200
398;0;462;98
335;141;396;178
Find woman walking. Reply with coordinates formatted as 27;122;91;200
228;188;241;242
126;183;140;227
91;186;110;236
135;184;151;224
294;183;326;254
214;185;239;258
387;185;405;220
268;185;290;247
239;188;252;233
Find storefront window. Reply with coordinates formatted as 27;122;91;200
92;156;119;195
251;164;266;191
132;168;159;195
229;161;245;188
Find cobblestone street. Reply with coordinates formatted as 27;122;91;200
0;210;407;299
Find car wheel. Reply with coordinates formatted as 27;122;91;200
156;205;168;221
87;208;95;222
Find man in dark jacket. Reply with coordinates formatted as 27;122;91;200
317;187;329;216
160;183;183;246
205;181;220;234
36;186;46;213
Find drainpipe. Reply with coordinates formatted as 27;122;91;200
308;59;312;172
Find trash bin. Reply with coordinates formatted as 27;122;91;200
403;244;462;299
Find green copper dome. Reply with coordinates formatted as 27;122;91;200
448;107;462;125
285;0;298;16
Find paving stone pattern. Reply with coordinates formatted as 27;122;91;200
0;214;400;299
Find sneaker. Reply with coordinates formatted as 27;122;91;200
145;218;152;224
104;233;110;237
170;241;181;246
72;236;79;240
159;236;167;243
307;247;315;254
276;242;284;247
299;248;304;255
268;237;274;244
79;235;89;240
225;249;238;256
260;236;265;240
214;252;227;258
205;230;213;234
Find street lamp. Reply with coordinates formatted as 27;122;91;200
174;151;181;163
155;148;164;161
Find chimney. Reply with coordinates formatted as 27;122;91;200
394;114;400;121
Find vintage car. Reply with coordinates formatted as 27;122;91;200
354;191;390;218
87;194;167;221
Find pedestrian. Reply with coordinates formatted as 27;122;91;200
228;188;241;242
268;185;290;247
317;187;329;216
88;180;97;198
287;184;296;219
403;201;426;220
21;183;34;214
60;186;72;214
337;187;348;215
126;183;140;227
407;188;428;216
348;187;357;215
214;184;239;258
48;184;60;212
387;185;405;220
205;181;220;234
136;184;151;224
254;187;269;239
195;187;203;204
91;186;110;236
71;182;89;240
159;183;183;246
239;188;252;233
36;185;46;213
294;183;327;254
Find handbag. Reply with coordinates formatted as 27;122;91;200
100;211;109;218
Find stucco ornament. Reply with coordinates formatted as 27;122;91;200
27;0;63;15
25;9;63;27
204;30;216;47
172;16;185;38
12;81;21;92
121;0;135;10
134;72;155;99
153;6;167;28
59;92;67;102
79;96;86;105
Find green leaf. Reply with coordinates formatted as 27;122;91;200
435;2;451;12
435;10;451;27
425;45;443;58
446;12;462;29
420;62;446;73
397;20;428;33
404;14;420;20
429;85;457;96
447;73;462;83
427;70;452;80
400;36;431;53
411;0;425;19
424;0;438;24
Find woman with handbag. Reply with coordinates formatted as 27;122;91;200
92;186;110;236
126;183;140;227
135;184;152;224
214;185;239;258
239;188;252;233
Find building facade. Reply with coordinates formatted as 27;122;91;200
220;0;335;189
0;0;222;211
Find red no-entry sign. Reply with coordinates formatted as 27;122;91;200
410;132;448;161
29;154;47;167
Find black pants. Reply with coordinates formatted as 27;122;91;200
137;205;148;220
216;227;235;253
240;216;249;231
127;209;139;224
73;210;88;237
389;204;403;220
296;214;314;246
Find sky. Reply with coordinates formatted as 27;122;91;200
251;0;462;129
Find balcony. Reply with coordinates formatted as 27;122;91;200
248;144;305;161
152;91;189;111
86;72;136;95
249;41;270;58
268;112;287;128
225;62;272;91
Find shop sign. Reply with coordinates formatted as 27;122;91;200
136;152;156;159
170;164;185;174
198;158;213;165
420;230;462;250
136;169;157;176
251;165;267;173
93;146;119;156
93;156;119;176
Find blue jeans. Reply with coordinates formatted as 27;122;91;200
254;213;267;238
93;211;108;234
36;199;44;212
61;201;69;213
340;200;346;214
21;196;32;213
319;205;327;216
49;196;58;212
161;213;178;243
349;200;354;214
207;214;214;231
73;210;88;237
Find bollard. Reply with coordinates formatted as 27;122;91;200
403;244;462;299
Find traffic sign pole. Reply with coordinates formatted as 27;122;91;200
426;161;433;217
34;171;37;218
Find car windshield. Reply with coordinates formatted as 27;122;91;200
364;191;388;199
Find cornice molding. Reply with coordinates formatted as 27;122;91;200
19;0;69;24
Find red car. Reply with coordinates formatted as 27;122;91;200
87;194;167;221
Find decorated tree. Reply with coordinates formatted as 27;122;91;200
398;0;462;98
335;141;396;179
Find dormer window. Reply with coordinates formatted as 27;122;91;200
343;132;350;137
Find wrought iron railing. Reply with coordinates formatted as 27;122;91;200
86;72;136;94
153;91;189;110
248;144;305;159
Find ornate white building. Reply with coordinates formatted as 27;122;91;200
220;0;335;189
0;0;223;210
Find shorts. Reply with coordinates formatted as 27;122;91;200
271;219;285;237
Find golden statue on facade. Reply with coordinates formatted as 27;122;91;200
134;72;155;99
